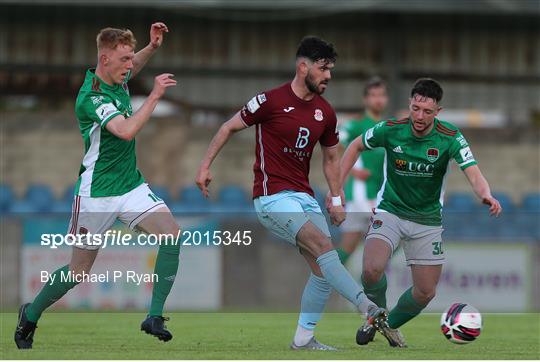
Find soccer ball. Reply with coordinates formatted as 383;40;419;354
440;303;482;344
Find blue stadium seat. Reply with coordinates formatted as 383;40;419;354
179;186;210;204
444;192;477;212
214;185;251;213
491;192;515;212
170;186;211;213
62;184;76;203
0;184;15;213
217;185;248;205
51;201;73;214
522;193;540;212
150;185;172;204
48;184;75;214
509;211;539;240
11;184;55;213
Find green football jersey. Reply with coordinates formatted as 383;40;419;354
339;115;385;201
74;69;144;197
363;117;477;226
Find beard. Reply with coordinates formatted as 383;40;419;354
305;72;326;95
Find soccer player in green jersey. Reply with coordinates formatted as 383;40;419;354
15;24;180;349
337;77;387;265
338;78;502;347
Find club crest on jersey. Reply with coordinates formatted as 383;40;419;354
314;109;324;121
427;148;439;162
372;219;383;229
395;159;407;171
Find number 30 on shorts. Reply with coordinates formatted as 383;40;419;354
432;241;443;256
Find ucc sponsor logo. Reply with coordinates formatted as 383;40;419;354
395;159;434;176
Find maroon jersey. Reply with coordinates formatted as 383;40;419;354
240;82;339;198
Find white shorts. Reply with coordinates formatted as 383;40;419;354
365;211;444;266
340;199;376;233
68;183;167;250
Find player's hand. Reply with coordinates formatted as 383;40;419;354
195;167;212;198
149;22;168;49
329;204;346;226
151;73;177;99
352;168;371;181
482;196;502;217
325;190;345;212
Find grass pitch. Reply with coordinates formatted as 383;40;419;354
1;312;538;359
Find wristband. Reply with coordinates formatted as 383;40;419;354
331;196;342;207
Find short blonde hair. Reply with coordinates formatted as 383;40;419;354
96;27;137;51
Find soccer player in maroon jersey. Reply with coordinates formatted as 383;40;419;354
196;36;386;350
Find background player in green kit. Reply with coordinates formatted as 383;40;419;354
337;77;387;265
338;78;502;347
15;24;180;349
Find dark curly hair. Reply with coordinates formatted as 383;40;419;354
296;36;337;64
411;78;443;103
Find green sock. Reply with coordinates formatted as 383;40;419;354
336;248;351;264
148;240;180;317
361;273;387;308
26;265;79;323
387;287;426;329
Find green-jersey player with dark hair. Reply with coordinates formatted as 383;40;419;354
339;78;502;347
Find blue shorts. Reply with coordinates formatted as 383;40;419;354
253;191;331;245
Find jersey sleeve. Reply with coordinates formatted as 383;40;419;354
450;131;477;170
362;121;386;149
320;108;339;147
80;94;122;129
239;92;271;127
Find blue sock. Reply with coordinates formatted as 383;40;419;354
298;273;331;330
316;250;372;313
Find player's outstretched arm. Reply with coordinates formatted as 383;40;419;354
322;145;346;226
340;136;366;186
463;165;502;217
196;112;247;198
106;73;176;140
131;22;169;78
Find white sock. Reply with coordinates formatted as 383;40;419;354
294;324;314;346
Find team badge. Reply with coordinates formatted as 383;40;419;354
395;159;407;171
427;148;439;162
372;220;383;229
314;109;324;121
79;227;88;234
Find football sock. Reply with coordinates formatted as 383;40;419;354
316;250;373;313
294;324;315;346
361;273;387;308
148;238;180;317
297;273;331;332
387;287;426;329
336;248;351;264
26;265;79;323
